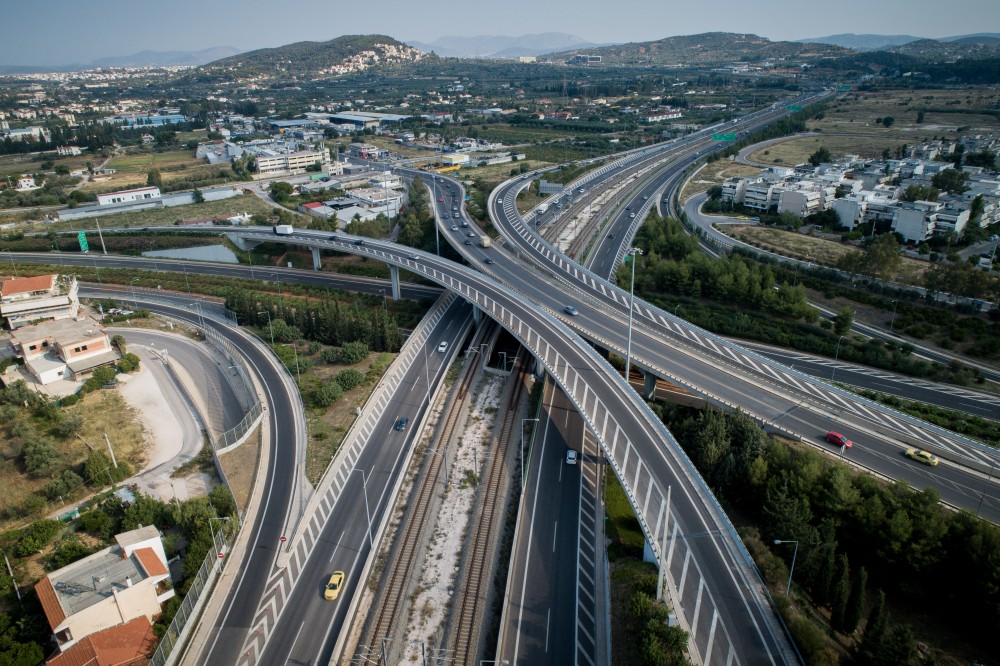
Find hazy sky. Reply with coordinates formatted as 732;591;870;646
3;0;999;66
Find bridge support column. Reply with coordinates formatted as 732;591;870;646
231;236;259;252
389;266;401;300
644;371;657;399
310;247;321;271
472;306;482;326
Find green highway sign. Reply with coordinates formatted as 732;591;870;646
77;231;89;252
711;133;737;142
787;105;802;111
837;85;851;91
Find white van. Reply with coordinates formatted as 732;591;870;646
437;342;448;353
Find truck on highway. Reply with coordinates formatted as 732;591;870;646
535;203;548;215
273;225;294;235
480;236;491;248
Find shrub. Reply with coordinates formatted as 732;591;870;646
311;381;343;408
338;341;369;365
22;438;64;477
334;368;365;391
79;509;116;540
43;470;84;501
84;449;131;485
117;353;141;373
13;519;63;556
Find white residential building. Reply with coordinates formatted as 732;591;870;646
97;186;161;206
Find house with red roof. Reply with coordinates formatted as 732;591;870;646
35;526;173;654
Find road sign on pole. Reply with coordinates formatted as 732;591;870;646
77;232;89;252
711;133;737;142
787;105;802;111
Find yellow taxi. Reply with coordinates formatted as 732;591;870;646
324;571;345;600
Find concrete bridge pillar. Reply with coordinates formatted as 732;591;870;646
472;306;482;326
232;235;259;252
389;266;401;300
310;247;321;271
644;371;658;399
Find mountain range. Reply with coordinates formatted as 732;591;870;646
544;32;850;67
798;32;1000;51
406;33;602;58
0;46;243;73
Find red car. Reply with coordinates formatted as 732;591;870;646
825;432;853;449
438;197;444;202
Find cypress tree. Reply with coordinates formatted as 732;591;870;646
860;589;888;659
831;554;851;629
843;566;867;634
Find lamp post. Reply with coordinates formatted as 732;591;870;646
352;468;374;548
129;278;139;309
257;310;274;347
2;250;17;277
624;247;643;383
209;516;231;555
889;299;899;333
774;539;799;596
480;660;510;665
977;458;996;517
831;335;845;382
283;344;301;385
520;418;539;488
189;302;204;328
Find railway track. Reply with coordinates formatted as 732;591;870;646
356;341;482;664
446;350;528;664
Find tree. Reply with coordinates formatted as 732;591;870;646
154;129;177;147
860;589;888;659
833;307;853;336
0;613;44;666
22;438;63;477
311;381;343;407
147;170;163;188
84;449;131;485
334;368;365;390
843;566;867;634
931;168;970;194
881;116;895;128
901;184;938;202
269;181;294;202
808;146;832;166
192;188;205;203
830;554;851;629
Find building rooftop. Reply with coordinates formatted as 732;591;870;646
47;615;156;666
0;274;56;298
11;318;105;347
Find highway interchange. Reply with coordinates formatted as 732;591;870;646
12;89;1000;665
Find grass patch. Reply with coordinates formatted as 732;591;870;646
218;425;261;514
605;473;645;560
727;225;929;284
13;194;273;232
170;443;214;478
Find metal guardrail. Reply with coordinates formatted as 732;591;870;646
150;522;238;666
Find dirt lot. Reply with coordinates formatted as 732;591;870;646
78;150;209;192
680;163;760;203
749;88;1000;165
726;225;929;284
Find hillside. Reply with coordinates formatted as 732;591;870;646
797;33;923;51
544;32;850;67
408;33;600;58
198;34;423;79
888;37;1000;59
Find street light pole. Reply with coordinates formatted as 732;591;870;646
129;278;139;309
889;299;899;333
831;335;845;382
284;344;301;385
257;310;274;347
624;247;642;384
352;468;374;548
774;539;799;596
520;418;539;488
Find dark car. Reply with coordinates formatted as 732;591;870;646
394;416;409;432
354;239;366;246
607;233;615;240
329;234;339;240
483;257;495;264
564;305;578;316
825;432;853;449
464;239;473;245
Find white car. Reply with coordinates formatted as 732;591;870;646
566;449;578;465
437;342;448;353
